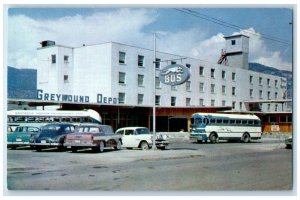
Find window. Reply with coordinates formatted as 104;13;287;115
138;55;144;67
259;77;263;85
232;87;236;96
275;80;278;88
232;101;236;109
268;91;271;100
199;82;204;92
51;54;56;64
211;99;215;106
240;102;243;110
119;51;126;64
199;66;204;76
64;55;69;63
222;85;226;95
64;75;69;83
250;89;253;98
171;97;176;106
211;84;215;93
222;100;226;106
199;99;204;106
222;71;226;80
211;68;215;78
118;93;125;104
275;92;278;99
138;74;144;87
155;58;161;69
119;72;126;84
138;94;144;105
186;64;191;69
280;116;287;123
275;104;278;112
186;81;191;91
171;61;176;65
267;78;271;87
259;90;263;99
232;72;236;81
155;77;161;88
155;95;160;106
249;75;253;84
231;40;236;45
267;104;271;112
186;98;191;106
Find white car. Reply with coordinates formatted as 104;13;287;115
115;127;169;150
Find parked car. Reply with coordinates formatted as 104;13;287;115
285;136;292;149
115;127;169;150
29;123;76;151
7;126;40;149
64;124;122;153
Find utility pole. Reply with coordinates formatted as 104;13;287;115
152;32;157;150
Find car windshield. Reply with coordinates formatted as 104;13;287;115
136;128;149;135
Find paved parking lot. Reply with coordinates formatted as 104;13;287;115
5;137;293;194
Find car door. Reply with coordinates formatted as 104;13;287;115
122;129;137;148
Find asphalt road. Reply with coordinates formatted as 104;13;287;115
5;138;293;194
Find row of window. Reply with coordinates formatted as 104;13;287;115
51;54;69;64
119;92;284;111
118;51;283;89
119;72;282;99
192;117;261;126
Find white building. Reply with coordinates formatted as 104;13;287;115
36;35;287;113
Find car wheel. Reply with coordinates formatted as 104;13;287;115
114;140;122;150
71;147;77;153
36;147;42;152
99;141;105;153
140;141;149;150
242;133;251;143
209;133;218;144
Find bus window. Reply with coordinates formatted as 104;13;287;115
242;120;247;124
248;120;254;125
254;120;260;125
223;119;229;124
197;118;203;124
236;120;241;124
216;119;222;124
203;118;209;125
229;119;235;124
210;119;216;124
53;117;60;122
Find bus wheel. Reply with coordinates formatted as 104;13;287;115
209;133;218;144
242;133;251;143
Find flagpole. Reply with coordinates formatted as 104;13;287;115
152;32;157;150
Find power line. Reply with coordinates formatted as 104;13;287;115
174;8;292;46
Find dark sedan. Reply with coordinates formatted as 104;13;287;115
29;123;76;151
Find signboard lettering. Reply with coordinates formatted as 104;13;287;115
159;64;190;86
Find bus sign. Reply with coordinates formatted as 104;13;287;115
159;64;191;86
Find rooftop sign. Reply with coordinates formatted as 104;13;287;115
159;64;191;86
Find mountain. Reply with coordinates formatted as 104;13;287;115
7;66;37;99
7;63;293;99
248;63;293;99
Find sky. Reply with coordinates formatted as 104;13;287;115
6;6;294;71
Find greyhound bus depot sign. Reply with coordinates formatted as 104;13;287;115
159;64;191;86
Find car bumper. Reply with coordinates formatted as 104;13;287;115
30;142;61;147
64;142;97;148
155;141;169;147
7;141;30;147
190;134;208;142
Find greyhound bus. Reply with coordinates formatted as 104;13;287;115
190;113;261;143
7;109;101;130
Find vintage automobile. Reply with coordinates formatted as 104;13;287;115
64;124;122;153
7;126;40;149
285;136;292;149
29;123;76;151
115;127;169;150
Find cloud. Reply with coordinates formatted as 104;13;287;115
7;9;292;72
7;9;157;69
